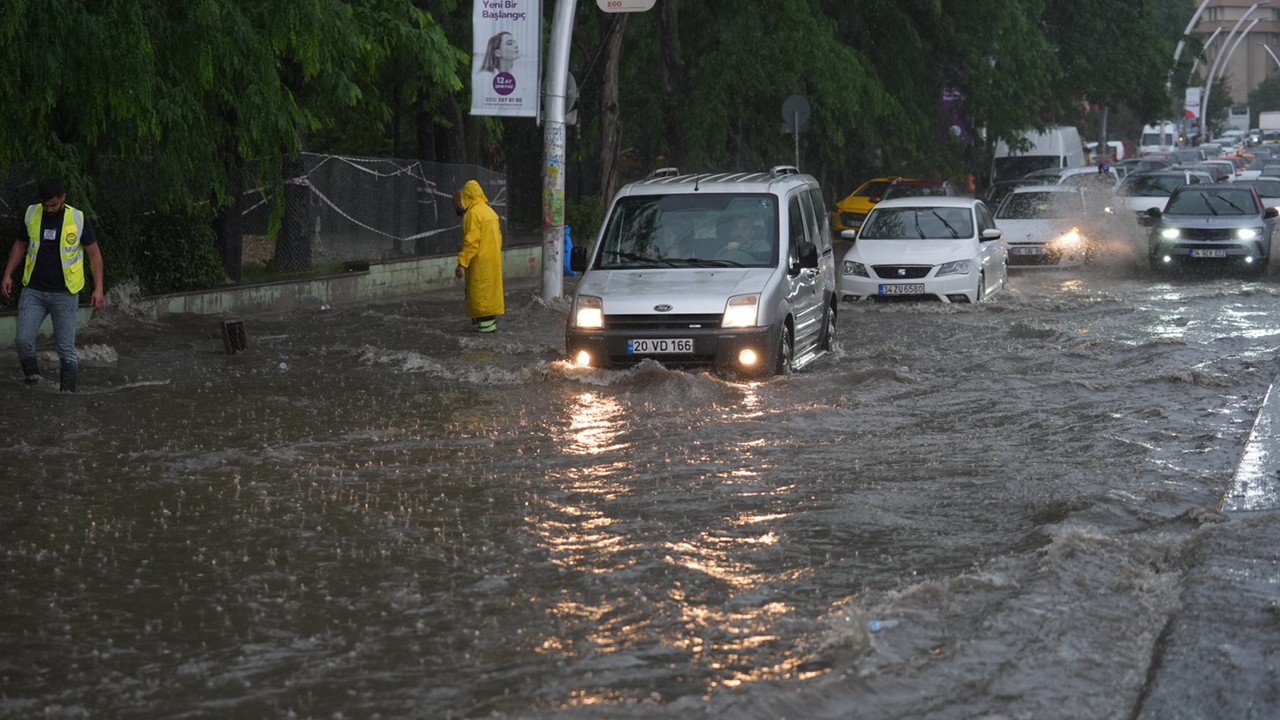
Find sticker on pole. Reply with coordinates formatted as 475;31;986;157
596;0;657;12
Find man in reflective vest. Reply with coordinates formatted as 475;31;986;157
1;178;105;392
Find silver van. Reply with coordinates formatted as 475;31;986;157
565;166;837;376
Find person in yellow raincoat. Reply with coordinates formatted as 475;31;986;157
453;180;505;332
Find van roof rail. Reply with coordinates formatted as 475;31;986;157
770;165;800;177
648;167;681;179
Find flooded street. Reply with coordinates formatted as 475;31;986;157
3;244;1280;718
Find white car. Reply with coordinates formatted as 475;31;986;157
838;197;1008;303
1231;177;1280;210
1110;169;1213;217
994;185;1092;268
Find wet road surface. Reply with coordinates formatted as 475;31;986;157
3;240;1280;718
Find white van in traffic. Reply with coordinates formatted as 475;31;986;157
1140;121;1179;154
566;167;837;377
991;125;1085;183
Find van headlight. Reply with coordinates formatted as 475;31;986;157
574;295;603;328
722;294;759;328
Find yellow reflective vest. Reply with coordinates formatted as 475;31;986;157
23;203;87;294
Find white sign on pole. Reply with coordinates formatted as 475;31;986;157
471;0;541;118
596;0;656;12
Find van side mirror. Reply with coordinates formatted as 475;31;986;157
793;240;819;272
569;245;589;273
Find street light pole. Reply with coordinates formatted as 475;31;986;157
1170;0;1216;90
1201;2;1268;141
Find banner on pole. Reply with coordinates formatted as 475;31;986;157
471;0;542;118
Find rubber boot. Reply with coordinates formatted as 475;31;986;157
59;362;77;393
21;358;39;386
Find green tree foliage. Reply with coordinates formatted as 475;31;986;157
1;0;1196;294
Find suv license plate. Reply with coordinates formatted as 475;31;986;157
1011;246;1043;255
1190;249;1227;258
628;338;694;354
879;283;925;295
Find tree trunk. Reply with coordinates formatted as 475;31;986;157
599;15;628;203
211;160;244;282
271;152;312;272
659;0;688;168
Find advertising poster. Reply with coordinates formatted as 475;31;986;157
471;0;541;118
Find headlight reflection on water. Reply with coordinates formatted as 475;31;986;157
528;390;819;710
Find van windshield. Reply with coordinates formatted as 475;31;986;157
594;193;779;269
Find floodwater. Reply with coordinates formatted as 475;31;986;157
3;228;1280;719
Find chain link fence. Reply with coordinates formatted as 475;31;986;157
247;153;512;270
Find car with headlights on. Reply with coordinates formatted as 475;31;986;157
566;166;837;377
993;185;1092;268
1142;183;1278;274
839;197;1008;303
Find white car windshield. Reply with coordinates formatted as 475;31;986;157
860;206;974;239
996;191;1084;220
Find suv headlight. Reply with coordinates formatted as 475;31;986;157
1237;227;1260;240
842;260;869;277
1159;227;1180;239
574;295;603;328
936;259;972;277
722;293;759;328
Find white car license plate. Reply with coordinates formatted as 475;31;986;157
628;338;694;354
1190;248;1227;258
1010;246;1043;255
879;283;925;295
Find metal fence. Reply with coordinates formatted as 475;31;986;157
248;153;511;269
1;154;513;269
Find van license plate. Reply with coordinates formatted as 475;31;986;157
1190;249;1227;258
879;283;925;295
628;338;694;354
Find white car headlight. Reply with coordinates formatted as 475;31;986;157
1159;227;1180;239
574;295;603;328
722;293;759;328
1237;227;1260;240
842;260;869;277
1050;228;1083;250
936;259;972;277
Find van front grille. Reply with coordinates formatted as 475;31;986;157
605;314;723;330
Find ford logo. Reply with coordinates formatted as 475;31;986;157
654;304;672;312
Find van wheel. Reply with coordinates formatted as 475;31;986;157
820;304;837;351
774;324;794;376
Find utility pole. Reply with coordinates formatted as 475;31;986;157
541;0;577;301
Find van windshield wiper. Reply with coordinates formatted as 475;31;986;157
604;250;664;265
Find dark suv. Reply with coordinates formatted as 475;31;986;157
1142;183;1278;274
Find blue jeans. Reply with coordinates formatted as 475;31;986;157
15;287;80;372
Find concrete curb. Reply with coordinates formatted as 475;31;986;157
1;245;544;345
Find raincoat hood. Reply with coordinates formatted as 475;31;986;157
460;180;489;211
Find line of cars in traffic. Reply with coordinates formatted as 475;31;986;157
560;148;1279;378
834;146;1280;304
